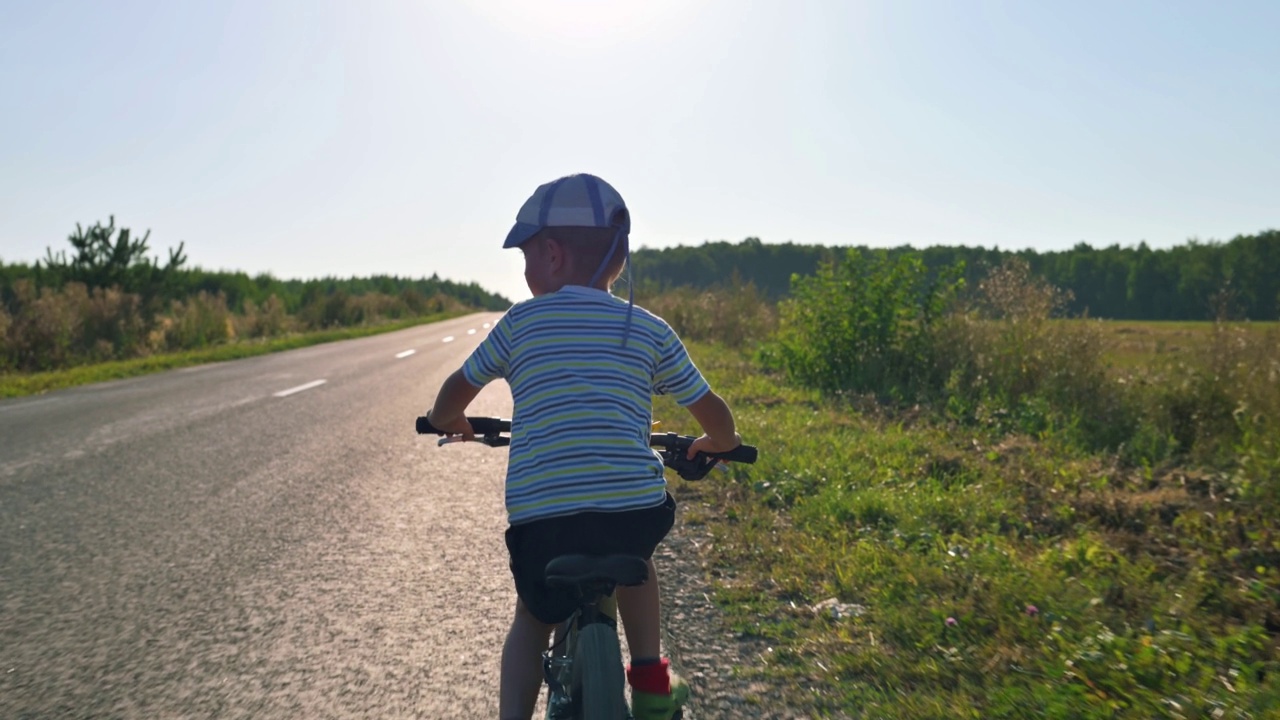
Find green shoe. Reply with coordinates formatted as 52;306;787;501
629;671;689;720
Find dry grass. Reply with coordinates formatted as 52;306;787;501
1092;319;1280;368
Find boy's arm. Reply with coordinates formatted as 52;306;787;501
684;390;741;459
427;369;483;439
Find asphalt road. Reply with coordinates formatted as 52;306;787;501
1;312;525;718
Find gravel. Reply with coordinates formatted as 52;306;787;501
656;496;823;720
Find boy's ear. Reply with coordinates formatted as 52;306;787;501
544;237;566;272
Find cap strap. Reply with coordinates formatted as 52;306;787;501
621;247;635;349
587;226;621;289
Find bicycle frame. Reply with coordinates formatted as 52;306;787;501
543;589;621;719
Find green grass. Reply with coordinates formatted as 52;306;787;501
660;341;1280;719
0;310;471;398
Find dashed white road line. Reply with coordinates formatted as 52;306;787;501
467;328;476;335
395;349;416;359
442;336;455;343
273;379;327;398
483;323;491;329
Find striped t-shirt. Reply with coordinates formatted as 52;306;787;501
462;285;710;525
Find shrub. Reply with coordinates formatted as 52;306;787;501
933;259;1134;448
6;280;85;371
770;248;962;400
163;291;232;350
294;289;444;330
637;275;776;348
81;285;151;361
0;303;12;371
236;294;293;338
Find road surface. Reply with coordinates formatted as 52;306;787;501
1;313;529;718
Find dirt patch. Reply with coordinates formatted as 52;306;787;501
657;497;819;720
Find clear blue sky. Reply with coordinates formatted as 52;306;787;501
2;0;1277;302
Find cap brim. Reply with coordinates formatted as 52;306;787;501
503;222;541;248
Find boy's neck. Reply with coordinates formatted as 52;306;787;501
537;281;611;296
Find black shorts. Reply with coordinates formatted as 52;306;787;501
505;493;677;625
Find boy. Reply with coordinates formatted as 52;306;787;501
425;173;741;720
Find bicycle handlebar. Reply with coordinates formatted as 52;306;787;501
415;415;757;480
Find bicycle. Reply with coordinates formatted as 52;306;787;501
415;415;758;720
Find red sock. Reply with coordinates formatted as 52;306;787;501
626;658;671;695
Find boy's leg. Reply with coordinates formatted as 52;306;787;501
499;598;555;720
615;558;662;659
617;558;688;719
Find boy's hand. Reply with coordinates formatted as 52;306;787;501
687;432;742;459
427;410;475;441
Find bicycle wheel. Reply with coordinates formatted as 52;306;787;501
545;620;577;720
572;623;627;720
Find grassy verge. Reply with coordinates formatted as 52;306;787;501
0;310;472;398
660;341;1280;719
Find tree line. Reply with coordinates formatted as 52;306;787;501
630;230;1280;320
0;217;509;372
0;216;509;315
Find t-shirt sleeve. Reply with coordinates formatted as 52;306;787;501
652;325;711;406
462;313;513;387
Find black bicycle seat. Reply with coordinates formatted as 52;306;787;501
544;554;649;588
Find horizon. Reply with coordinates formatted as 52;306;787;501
3;1;1277;303
10;227;1273;298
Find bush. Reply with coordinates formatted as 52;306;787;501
81;285;152;361
295;289;440;330
934;259;1134;449
1146;324;1280;491
637;275;776;348
5;280;87;371
769;248;962;400
414;291;468;316
236;294;293;338
0;303;12;371
163;291;232;350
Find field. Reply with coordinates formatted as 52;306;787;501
651;308;1280;718
1094;320;1280;369
663;342;1278;717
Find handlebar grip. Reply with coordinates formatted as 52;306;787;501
416;416;512;435
649;433;759;464
715;444;758;463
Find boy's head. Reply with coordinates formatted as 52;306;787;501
504;174;630;296
520;224;630;295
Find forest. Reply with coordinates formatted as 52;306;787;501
3;217;1276;377
630;229;1280;320
0;217;508;373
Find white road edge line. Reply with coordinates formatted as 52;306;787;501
274;379;327;398
395;349;416;359
442;336;455;343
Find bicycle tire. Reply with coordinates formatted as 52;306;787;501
572;623;627;720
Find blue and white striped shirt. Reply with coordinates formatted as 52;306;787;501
462;285;710;525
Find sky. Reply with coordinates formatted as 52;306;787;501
1;0;1277;303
